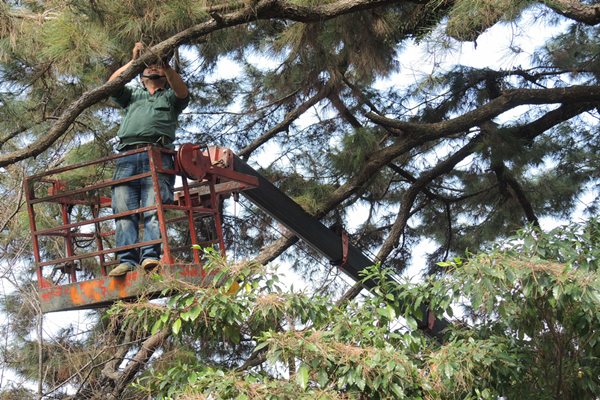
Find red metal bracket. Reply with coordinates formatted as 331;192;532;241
330;228;349;270
418;306;436;332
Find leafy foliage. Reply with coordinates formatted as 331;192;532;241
111;221;600;399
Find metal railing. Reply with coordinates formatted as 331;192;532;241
26;144;258;290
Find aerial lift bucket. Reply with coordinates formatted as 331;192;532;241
25;144;258;313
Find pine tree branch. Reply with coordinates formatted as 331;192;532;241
484;102;596;228
107;330;169;399
238;83;334;160
43;350;114;399
491;162;540;227
388;163;503;203
376;133;486;265
6;9;60;21
442;201;453;261
319;127;464;217
0;124;31;150
244;86;361;266
387;164;446;203
252;235;299;265
342;76;404;137
249;88;303;115
255;0;422;23
374;102;595;265
366;85;600;139
514;102;597;141
101;326;135;382
328;90;362;129
235;347;268;372
336;281;364;306
541;0;600;25
342;77;382;115
321;95;599;222
0;175;23;233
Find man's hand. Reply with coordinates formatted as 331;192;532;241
133;42;145;61
159;48;174;69
109;42;146;82
108;42;146;82
160;56;172;69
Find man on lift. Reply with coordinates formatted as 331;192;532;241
108;43;189;276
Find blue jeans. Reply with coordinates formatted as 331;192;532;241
112;150;175;267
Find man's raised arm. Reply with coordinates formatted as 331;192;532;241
164;64;189;99
109;42;143;82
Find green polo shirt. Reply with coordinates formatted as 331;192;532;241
111;86;189;150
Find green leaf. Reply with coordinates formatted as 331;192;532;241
254;341;270;352
390;383;404;397
297;364;309;390
355;372;366;391
444;361;453;379
498;302;507;318
482;277;495;293
373;375;381;390
172;318;182;335
168;295;181;308
318;368;328;387
224;326;241;344
406;316;418;331
304;342;318;352
587;289;600;304
188;372;197;385
151;319;163;336
387;360;396;371
386;304;396;320
377;308;389;319
189;305;201;321
414;307;423;321
552;285;562;301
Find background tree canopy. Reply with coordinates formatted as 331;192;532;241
1;0;600;398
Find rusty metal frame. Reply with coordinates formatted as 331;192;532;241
25;145;258;313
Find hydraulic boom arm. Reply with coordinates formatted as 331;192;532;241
233;155;451;342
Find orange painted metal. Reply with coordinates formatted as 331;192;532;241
39;264;216;313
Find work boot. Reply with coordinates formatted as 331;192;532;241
109;263;134;277
141;258;160;271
